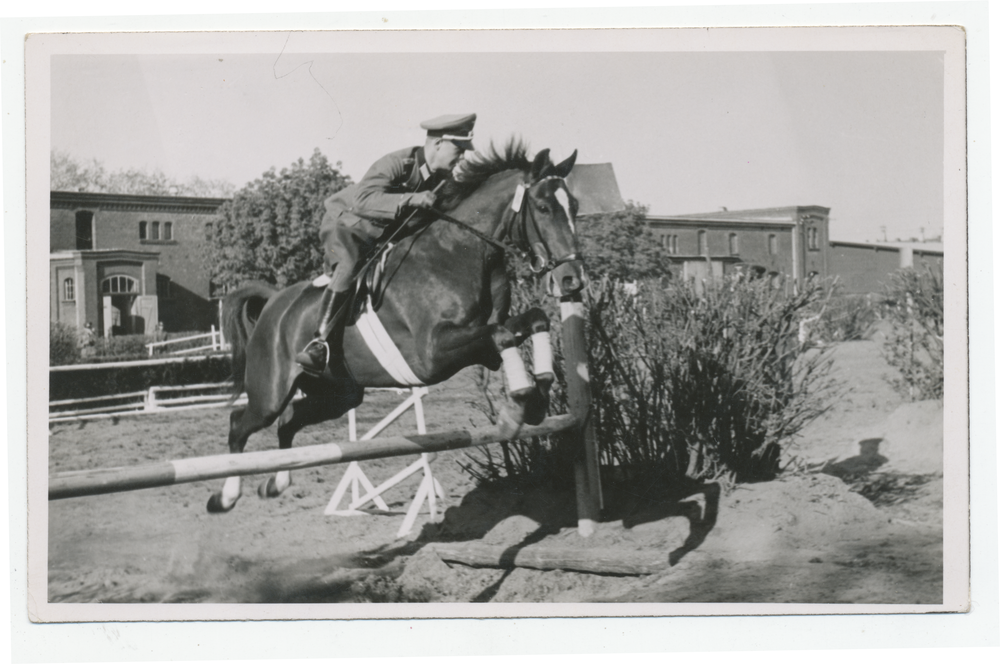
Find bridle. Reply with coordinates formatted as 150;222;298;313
425;175;583;274
506;175;583;273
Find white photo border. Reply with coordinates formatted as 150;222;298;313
4;0;997;659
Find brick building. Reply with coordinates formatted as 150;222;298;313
50;191;226;337
646;206;832;287
645;205;942;294
827;241;944;294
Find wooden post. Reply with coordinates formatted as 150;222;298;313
560;293;602;537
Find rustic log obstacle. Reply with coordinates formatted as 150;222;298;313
427;542;672;576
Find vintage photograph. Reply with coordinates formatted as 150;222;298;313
26;26;968;621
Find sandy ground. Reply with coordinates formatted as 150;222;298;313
47;340;943;604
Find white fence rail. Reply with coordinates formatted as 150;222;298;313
49;382;245;422
145;326;228;357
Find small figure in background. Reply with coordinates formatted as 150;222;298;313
78;322;96;358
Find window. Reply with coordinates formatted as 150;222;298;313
75;211;94;250
63;278;75;301
151;221;160;240
768;234;778;255
163;221;173;241
729;233;739;256
156;275;172;299
807;226;819;250
205;222;213;240
662;234;680;255
102;275;138;294
139;221;147;240
697;230;708;255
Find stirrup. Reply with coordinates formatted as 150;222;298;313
296;338;330;374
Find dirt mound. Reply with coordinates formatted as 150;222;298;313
809;400;943;478
397;473;901;603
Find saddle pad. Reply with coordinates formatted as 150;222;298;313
312;273;331;287
355;295;424;387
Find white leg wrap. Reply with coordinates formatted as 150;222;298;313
274;470;291;493
222;476;242;507
501;347;532;393
531;331;553;376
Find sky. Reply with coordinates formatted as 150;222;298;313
50;46;945;243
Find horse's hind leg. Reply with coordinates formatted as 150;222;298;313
258;388;361;499
257;398;316;499
207;392;289;513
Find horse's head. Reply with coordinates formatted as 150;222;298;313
513;148;586;296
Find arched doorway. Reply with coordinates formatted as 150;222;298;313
100;275;139;336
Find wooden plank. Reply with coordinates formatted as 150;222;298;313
48;414;577;500
49;391;149;406
428;542;671;576
49;355;222;372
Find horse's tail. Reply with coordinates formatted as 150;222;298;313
222;282;277;400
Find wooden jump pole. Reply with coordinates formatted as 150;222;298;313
560;292;603;537
48;414;576;501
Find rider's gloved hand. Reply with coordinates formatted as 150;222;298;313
406;191;437;209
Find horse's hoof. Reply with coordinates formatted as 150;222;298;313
534;372;555;390
206;492;236;514
523;390;549;426
257;476;285;499
497;406;524;440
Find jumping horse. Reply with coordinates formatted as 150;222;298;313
209;141;585;512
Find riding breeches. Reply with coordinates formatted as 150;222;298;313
319;214;391;294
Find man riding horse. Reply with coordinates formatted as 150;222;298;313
295;113;477;375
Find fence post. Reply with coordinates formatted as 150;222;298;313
211;325;218;351
560;292;602;537
145;386;158;412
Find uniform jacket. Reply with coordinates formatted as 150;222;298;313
320;146;442;236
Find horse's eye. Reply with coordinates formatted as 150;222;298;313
538;204;551;214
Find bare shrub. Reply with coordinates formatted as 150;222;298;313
880;267;944;400
50;322;80;366
463;275;837;489
814;292;879;343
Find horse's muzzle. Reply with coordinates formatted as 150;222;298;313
548;260;586;297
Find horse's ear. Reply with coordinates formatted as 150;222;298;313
531;149;552;181
553;150;577;178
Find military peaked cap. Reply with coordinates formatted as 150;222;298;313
420;113;476;150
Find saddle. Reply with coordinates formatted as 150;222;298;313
311;242;397;323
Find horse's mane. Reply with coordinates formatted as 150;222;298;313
438;137;530;211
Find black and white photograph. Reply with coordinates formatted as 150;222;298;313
23;21;970;624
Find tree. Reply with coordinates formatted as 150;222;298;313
576;202;672;282
50;150;235;197
205;149;353;289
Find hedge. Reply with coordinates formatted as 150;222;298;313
49;356;234;402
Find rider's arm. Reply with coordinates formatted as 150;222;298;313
350;150;421;222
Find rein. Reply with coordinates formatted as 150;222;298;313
425;175;582;272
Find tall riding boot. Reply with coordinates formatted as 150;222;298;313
295;288;350;375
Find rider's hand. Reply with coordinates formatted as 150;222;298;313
407;191;437;209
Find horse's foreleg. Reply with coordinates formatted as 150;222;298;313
501;307;554;425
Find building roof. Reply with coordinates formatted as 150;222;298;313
51;191;229;214
647;205;829;227
830;239;944;255
565;163;625;216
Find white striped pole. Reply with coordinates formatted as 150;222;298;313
49;414;576;501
